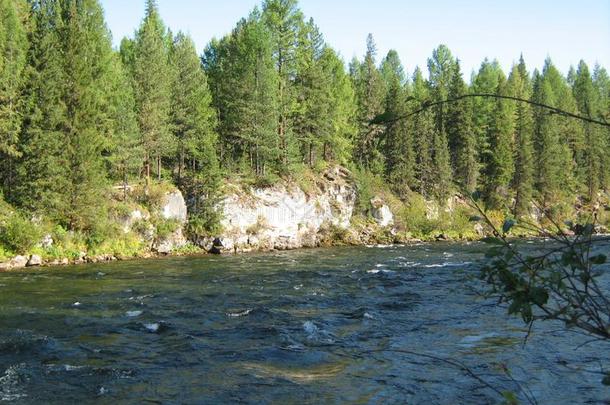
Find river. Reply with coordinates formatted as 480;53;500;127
0;241;608;404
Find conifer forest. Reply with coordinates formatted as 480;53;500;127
0;0;609;256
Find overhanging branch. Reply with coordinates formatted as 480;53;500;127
379;93;610;128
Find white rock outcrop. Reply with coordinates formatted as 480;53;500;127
209;167;356;253
153;190;188;253
370;198;394;227
162;191;188;222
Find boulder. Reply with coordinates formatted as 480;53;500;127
10;255;28;269
370;198;394;227
161;191;188;223
27;255;43;267
120;209;148;234
154;228;187;255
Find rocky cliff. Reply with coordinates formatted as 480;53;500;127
200;166;360;253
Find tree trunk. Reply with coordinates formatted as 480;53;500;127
145;153;150;189
157;156;161;182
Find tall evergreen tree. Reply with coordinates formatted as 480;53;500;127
16;0;67;212
262;0;303;167
532;59;577;206
204;10;278;176
410;67;435;198
0;0;28;198
485;76;515;207
103;53;143;192
508;58;535;216
170;32;218;181
471;59;505;176
320;47;356;164
573;60;605;201
446;60;477;193
293;18;328;167
381;50;415;196
427;45;454;201
592;64;610;188
352;34;386;173
17;0;114;231
132;0;174;183
170;32;219;191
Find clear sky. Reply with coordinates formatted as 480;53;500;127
101;0;610;78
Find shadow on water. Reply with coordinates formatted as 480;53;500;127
0;242;609;403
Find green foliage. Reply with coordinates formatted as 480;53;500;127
351;167;388;215
351;34;386;172
186;213;223;239
132;0;174;181
0;0;28;199
447;60;478;193
154;218;181;240
480;209;610;339
204;10;279;175
0;212;43;254
0;0;608;264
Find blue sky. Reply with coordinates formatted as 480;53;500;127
101;0;610;78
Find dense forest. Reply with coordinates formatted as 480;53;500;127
1;0;609;254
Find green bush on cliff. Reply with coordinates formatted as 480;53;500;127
154;218;181;240
0;212;43;255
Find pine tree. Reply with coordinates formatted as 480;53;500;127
170;32;219;186
170;32;220;227
485;76;515;208
592;64;610;188
16;0;67;214
410;67;435;197
319;47;356;164
352;34;386;173
446;60;478;193
532;59;576;206
17;0;114;231
132;0;174;183
508;58;535;216
103;53;143;193
573;60;604;201
471;59;505;176
204;10;278;176
0;0;28;198
293;18;329;167
262;0;304;168
381;50;415;196
427;45;455;201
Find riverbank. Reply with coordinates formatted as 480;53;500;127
1;166;608;271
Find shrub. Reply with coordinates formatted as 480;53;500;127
0;213;43;254
155;218;181;240
187;211;223;239
351;168;388;215
398;194;436;236
250;173;280;189
0;245;13;261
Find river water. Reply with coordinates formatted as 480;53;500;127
0;241;608;404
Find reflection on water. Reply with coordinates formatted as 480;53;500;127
0;241;609;404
